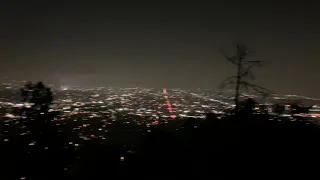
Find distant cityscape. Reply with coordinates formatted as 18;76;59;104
1;80;320;122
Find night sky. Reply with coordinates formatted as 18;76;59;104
0;1;319;97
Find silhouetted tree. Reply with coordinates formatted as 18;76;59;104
240;98;257;116
20;81;33;102
274;103;284;114
21;81;53;113
19;82;70;178
290;101;309;114
219;43;272;112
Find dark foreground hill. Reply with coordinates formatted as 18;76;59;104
2;114;320;179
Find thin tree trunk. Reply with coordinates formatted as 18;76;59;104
235;45;242;112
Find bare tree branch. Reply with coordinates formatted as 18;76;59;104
242;60;263;66
240;81;273;96
219;76;237;91
219;43;272;112
240;66;252;76
219;48;238;65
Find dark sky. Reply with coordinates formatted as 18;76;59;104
0;1;319;96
